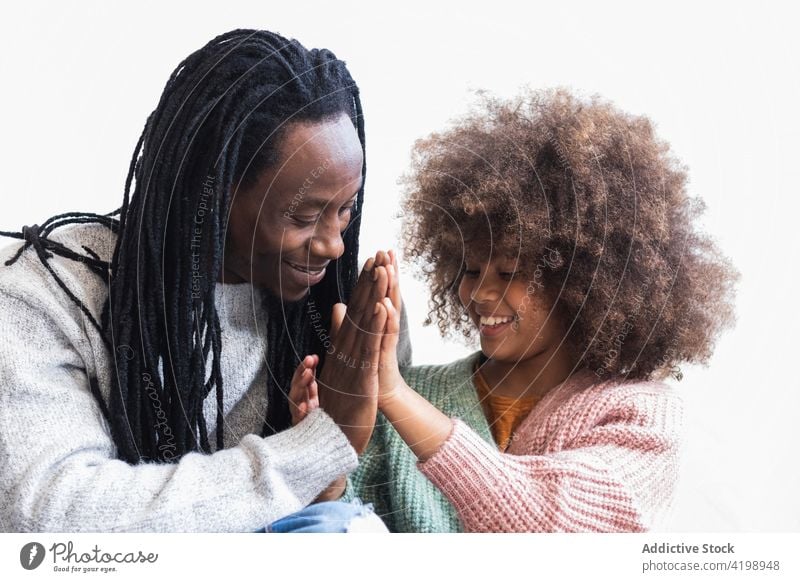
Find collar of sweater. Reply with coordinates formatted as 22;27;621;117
408;351;598;447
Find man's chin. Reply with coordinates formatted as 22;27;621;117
262;280;310;303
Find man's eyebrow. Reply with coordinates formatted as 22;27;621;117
293;192;359;209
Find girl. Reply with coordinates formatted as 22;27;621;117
293;89;738;532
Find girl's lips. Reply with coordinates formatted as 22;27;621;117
478;318;516;338
284;260;327;286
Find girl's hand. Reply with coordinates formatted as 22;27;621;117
374;296;453;461
288;354;319;426
370;250;455;462
376;296;405;408
372;250;405;408
291;354;347;501
372;249;402;319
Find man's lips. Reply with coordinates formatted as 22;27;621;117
284;260;328;285
284;260;328;274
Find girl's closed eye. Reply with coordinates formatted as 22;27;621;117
463;266;480;278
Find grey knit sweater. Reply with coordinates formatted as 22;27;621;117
0;223;410;532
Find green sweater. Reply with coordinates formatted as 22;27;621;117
347;351;683;533
348;352;491;532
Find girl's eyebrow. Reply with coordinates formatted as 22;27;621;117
462;254;483;264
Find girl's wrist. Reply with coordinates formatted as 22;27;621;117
378;379;411;415
378;381;453;461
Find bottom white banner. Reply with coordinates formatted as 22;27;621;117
1;533;796;581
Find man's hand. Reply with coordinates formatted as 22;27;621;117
313;476;347;502
317;259;389;454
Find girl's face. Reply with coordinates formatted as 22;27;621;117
223;113;363;301
457;252;567;365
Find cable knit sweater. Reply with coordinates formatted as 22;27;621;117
0;222;411;532
350;352;684;532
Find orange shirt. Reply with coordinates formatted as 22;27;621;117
473;362;538;452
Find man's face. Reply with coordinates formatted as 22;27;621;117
223;113;363;301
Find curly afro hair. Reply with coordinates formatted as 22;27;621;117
401;88;738;381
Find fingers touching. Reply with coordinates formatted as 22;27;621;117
289;354;319;424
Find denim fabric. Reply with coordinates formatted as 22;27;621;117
261;500;385;533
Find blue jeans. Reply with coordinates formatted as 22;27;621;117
259;500;386;533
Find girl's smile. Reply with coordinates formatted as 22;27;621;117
457;250;575;399
476;313;519;338
458;253;548;358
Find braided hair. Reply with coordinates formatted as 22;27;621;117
0;29;366;464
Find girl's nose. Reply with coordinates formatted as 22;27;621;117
470;274;502;304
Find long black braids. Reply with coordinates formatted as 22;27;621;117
0;29;366;464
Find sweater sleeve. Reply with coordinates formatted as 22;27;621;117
0;292;358;533
344;413;396;530
417;390;682;532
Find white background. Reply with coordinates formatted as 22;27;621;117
1;1;798;531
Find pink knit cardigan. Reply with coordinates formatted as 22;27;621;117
417;368;684;532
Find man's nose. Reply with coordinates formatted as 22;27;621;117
309;219;345;261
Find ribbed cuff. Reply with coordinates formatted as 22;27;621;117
417;419;507;524
240;407;358;507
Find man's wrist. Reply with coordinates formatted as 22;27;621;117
314;476;347;502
